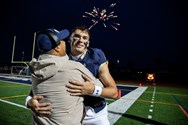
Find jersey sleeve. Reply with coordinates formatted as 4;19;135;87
92;48;107;65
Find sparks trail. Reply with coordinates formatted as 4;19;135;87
83;3;120;30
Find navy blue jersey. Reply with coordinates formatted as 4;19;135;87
69;47;107;107
69;47;107;76
77;48;107;77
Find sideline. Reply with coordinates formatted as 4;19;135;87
0;99;29;110
108;86;147;125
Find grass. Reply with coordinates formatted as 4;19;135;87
0;80;188;125
0;102;32;125
113;84;188;125
0;81;32;125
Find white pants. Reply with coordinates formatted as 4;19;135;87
83;104;110;125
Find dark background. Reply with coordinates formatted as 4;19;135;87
0;0;187;83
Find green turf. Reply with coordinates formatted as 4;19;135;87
0;101;32;125
0;81;31;98
114;85;188;125
0;81;188;125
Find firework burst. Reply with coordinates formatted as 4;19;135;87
83;3;120;30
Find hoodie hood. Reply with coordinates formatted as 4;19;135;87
29;54;69;80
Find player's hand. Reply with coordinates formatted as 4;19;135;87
66;74;95;96
28;95;52;117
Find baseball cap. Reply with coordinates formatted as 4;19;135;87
37;28;70;53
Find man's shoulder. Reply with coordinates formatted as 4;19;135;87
88;47;104;55
87;47;107;63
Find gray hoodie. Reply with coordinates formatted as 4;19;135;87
29;54;103;125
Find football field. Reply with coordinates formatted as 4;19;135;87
0;76;188;125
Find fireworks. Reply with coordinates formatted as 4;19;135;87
83;3;120;30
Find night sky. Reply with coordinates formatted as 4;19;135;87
1;0;187;70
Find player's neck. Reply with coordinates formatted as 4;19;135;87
70;50;87;60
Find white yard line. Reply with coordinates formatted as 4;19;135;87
148;86;156;120
108;86;147;125
0;99;29;110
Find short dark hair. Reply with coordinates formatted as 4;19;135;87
71;26;90;37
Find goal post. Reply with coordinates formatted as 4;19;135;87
11;32;36;76
11;66;30;75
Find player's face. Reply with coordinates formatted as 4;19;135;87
70;29;90;56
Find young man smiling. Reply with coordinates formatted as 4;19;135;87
26;26;118;125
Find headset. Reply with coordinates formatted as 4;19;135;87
37;29;60;49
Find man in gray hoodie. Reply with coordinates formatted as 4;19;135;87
29;28;103;125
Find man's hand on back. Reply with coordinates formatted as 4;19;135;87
28;95;52;117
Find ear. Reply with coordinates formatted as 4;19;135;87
54;44;61;52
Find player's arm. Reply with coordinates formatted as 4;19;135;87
66;74;96;96
67;61;118;99
97;61;118;99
